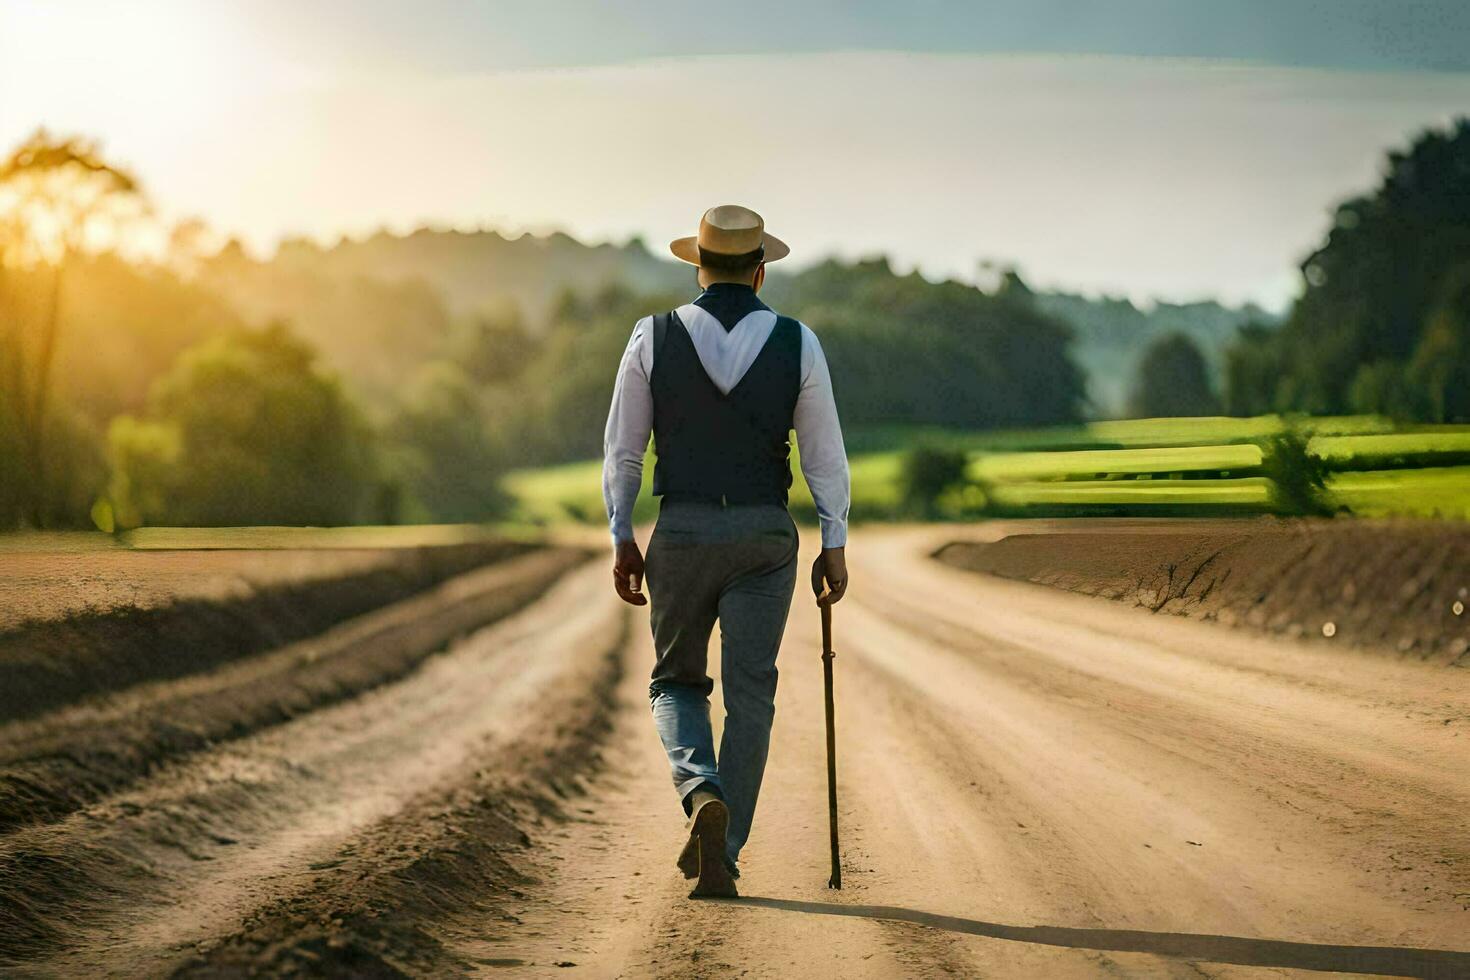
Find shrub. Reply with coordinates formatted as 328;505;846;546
899;444;970;517
1261;428;1335;516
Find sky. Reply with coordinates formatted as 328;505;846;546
2;1;1469;310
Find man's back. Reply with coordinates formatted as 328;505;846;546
603;283;851;553
649;303;802;506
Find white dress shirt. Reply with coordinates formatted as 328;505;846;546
602;297;850;550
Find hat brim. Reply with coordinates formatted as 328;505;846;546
669;233;790;266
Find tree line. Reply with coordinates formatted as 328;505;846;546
1080;119;1469;427
0;131;1090;530
4;119;1465;531
1222;119;1470;423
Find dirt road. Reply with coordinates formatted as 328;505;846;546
3;527;1468;978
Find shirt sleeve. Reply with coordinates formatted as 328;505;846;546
793;323;850;548
602;316;654;547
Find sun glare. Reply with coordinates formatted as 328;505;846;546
1;2;255;116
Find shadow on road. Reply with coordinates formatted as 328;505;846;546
716;896;1470;978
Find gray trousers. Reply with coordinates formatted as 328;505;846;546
643;500;799;866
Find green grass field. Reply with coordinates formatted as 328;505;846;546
1327;466;1470;517
970;443;1265;481
1309;431;1470;470
504;414;1470;529
502;442;911;531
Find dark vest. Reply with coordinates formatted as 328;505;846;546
650;310;802;505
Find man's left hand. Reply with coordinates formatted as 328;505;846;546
613;538;648;606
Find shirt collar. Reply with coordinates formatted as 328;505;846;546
698;281;757;297
693;282;769;332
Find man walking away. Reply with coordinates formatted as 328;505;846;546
602;204;851;897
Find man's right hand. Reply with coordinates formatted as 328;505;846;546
810;546;849;606
613;539;648;606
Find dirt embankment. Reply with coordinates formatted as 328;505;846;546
934;519;1470;665
0;540;540;722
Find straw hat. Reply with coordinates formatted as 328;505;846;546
669;204;790;267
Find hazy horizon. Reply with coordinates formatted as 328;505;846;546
5;2;1470;310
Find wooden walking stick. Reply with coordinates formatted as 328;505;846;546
820;595;842;889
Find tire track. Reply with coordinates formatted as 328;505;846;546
1;559;618;976
423;526;1469;977
0;547;587;837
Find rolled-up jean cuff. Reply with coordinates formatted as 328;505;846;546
676;776;724;814
649;678;716;700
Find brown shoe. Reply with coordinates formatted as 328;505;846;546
677;790;717;879
678;833;739;880
683;792;737;898
677;830;699;880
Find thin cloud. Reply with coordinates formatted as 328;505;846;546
4;47;1468;307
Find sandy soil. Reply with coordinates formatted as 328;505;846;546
0;548;586;838
0;541;524;630
0;540;537;721
2;526;1467;978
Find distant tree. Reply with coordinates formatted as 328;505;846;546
165;216;219;277
1127;332;1220;418
1348;360;1423;421
41;253;247;420
385;360;511;522
0;249;246;529
994;268;1035;305
1227;119;1470;420
450;308;539;385
0;388;22;525
513;284;683;467
765;259;1086;430
0;130;144;522
197;248;455;400
0;203;24;416
1015;283;1271;418
509;261;1088;470
107;323;379;527
1405;264;1470;423
1223;322;1283;416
